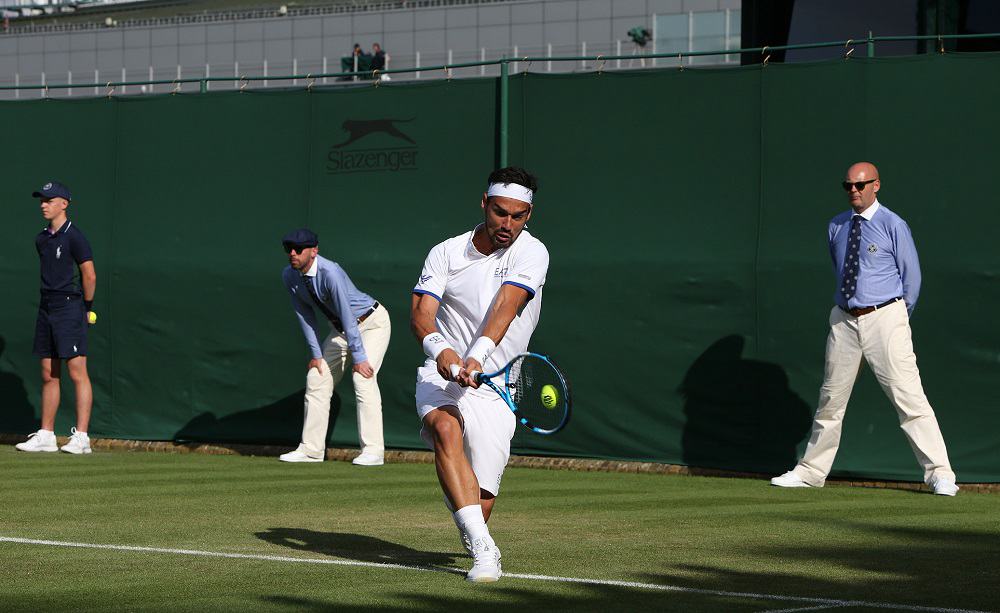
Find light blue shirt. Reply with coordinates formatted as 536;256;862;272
828;200;921;315
282;255;376;362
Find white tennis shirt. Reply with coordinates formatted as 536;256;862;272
414;224;550;373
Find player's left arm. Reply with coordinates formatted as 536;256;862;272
460;241;549;386
458;284;532;387
893;220;921;316
72;232;96;322
79;261;96;303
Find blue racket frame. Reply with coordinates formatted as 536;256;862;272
475;352;572;435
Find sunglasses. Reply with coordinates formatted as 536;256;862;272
283;243;313;254
842;179;877;192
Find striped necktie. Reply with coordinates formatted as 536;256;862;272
841;215;863;300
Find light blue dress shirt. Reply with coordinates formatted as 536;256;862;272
828;200;921;315
282;256;376;362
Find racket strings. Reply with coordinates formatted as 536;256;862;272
506;356;564;431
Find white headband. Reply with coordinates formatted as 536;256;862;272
487;182;533;204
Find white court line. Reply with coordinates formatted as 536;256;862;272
0;536;990;613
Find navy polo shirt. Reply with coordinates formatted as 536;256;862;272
36;220;93;297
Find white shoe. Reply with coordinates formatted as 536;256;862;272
351;452;384;466
931;476;959;496
279;449;323;463
60;428;92;455
15;430;58;453
458;529;473;556
466;537;502;583
770;471;813;488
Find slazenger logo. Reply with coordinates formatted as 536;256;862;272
44;182;53;190
56;246;62;259
418;274;432;285
327;118;419;175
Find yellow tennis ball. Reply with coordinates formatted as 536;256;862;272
540;384;559;410
87;311;97;325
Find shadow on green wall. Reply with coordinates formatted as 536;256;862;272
680;335;813;473
0;336;37;434
173;389;342;449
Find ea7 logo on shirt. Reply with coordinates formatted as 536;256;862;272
327;118;419;175
867;244;878;254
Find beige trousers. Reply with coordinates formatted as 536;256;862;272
794;300;955;486
299;305;391;458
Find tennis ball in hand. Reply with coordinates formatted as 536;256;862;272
540;384;559;409
87;311;97;325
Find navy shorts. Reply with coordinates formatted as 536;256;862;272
33;295;88;359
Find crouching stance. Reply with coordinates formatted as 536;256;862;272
411;167;549;582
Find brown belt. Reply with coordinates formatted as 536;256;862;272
841;297;901;318
357;301;380;324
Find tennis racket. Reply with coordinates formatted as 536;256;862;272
471;352;572;435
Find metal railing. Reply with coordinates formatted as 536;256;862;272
3;31;1000;166
1;0;513;34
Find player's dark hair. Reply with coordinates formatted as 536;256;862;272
488;167;538;194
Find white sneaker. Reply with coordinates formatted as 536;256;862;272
458;529;473;557
466;537;502;583
351;452;384;466
279;449;323;463
60;428;92;455
931;476;959;496
15;430;58;453
770;471;813;488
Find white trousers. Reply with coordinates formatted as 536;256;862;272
794;300;955;486
298;305;391;458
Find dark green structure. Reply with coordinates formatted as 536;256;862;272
1;53;997;482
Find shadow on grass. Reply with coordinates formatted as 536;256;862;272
260;587;753;613
255;527;461;569
250;524;1000;611
647;522;1000;611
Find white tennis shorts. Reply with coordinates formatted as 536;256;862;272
415;361;517;496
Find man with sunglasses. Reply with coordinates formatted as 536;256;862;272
772;162;958;495
279;228;391;466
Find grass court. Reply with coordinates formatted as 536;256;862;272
1;445;996;612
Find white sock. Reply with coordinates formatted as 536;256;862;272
40;429;55;436
75;431;88;437
453;505;489;543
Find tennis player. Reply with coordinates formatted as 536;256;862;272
410;167;549;583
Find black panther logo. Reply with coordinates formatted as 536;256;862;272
333;118;416;148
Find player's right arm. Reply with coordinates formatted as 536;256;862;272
411;241;461;381
411;293;461;381
283;268;326;374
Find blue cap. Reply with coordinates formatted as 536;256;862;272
32;181;73;202
282;228;318;248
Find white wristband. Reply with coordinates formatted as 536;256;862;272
464;336;496;367
422;332;453;360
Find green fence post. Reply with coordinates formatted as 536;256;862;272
867;31;875;57
499;58;509;168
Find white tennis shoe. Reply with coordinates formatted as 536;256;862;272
279;449;323;463
15;429;58;453
770;471;814;488
351;452;384;466
466;537;502;583
60;428;92;455
458;529;473;556
930;477;959;496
